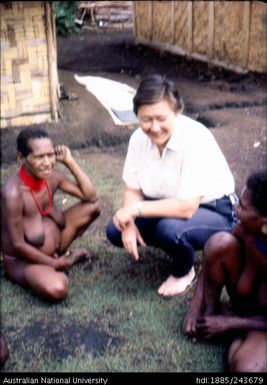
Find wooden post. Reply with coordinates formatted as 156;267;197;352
45;1;59;121
187;1;193;52
171;0;175;45
242;1;251;69
208;1;214;59
149;1;153;41
132;1;136;38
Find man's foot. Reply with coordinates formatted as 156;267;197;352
157;267;196;297
66;248;93;265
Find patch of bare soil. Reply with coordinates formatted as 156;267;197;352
10;317;122;362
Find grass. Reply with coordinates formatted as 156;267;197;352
1;147;228;372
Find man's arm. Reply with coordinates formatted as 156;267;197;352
196;315;267;339
54;145;98;202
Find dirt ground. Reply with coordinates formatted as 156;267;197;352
2;26;266;194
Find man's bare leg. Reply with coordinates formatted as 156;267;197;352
59;201;100;256
181;270;204;336
228;331;267;372
3;255;69;301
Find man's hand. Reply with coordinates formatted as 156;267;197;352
121;221;146;261
196;315;232;338
54;145;73;165
52;250;71;270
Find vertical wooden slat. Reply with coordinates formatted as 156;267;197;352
171;0;175;45
187;1;193;52
149;1;153;41
242;1;250;68
45;1;58;121
208;0;214;59
132;1;136;39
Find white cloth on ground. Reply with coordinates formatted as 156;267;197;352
74;75;138;125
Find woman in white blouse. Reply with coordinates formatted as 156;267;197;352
106;74;237;297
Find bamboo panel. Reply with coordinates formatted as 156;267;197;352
1;113;52;129
134;1;266;74
248;1;267;73
152;1;173;44
213;2;245;67
1;1;58;129
134;1;152;41
173;1;189;51
193;1;209;56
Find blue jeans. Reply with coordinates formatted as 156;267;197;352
106;195;237;277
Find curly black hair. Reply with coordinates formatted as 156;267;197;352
246;170;267;216
17;127;49;157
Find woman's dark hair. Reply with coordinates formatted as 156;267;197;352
246;170;267;216
133;74;184;115
17;127;49;157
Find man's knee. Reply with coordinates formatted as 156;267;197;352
88;200;101;220
204;232;238;262
45;274;69;301
229;348;266;372
80;201;100;225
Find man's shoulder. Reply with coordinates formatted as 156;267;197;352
2;175;21;200
48;168;65;187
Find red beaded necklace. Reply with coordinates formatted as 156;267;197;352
18;166;52;216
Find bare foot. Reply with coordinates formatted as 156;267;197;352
157;267;196;297
65;248;93;265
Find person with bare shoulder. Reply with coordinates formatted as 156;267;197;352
182;170;267;372
1;128;100;301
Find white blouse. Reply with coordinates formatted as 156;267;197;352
122;114;235;203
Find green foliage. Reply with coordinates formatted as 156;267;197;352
55;1;80;36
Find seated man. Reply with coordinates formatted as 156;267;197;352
182;170;267;372
2;128;100;301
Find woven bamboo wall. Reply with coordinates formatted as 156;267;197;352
1;2;59;129
133;1;267;74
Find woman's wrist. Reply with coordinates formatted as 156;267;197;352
133;202;142;217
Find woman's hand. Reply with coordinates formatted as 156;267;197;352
113;205;137;231
54;145;73;165
121;221;146;261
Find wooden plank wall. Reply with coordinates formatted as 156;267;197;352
133;1;267;74
1;1;59;129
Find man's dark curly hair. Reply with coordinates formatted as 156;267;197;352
17;127;49;157
246;170;267;216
